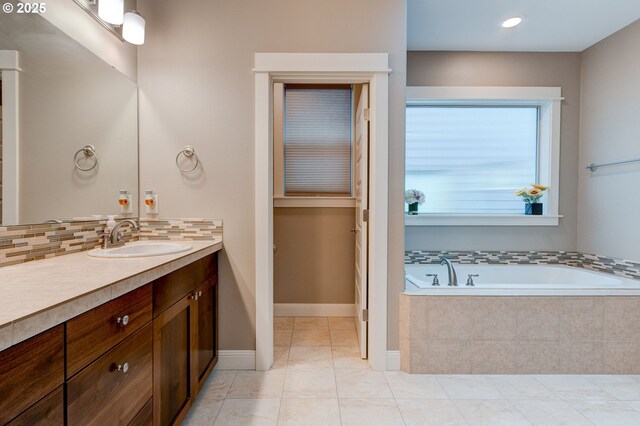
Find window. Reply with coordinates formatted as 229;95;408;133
283;86;352;196
406;86;562;226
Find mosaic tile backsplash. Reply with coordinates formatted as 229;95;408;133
405;250;640;280
0;217;222;268
139;218;222;241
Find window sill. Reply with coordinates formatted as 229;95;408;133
405;213;562;227
274;197;356;208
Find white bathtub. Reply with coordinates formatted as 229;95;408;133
404;264;640;296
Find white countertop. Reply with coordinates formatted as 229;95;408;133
0;238;223;351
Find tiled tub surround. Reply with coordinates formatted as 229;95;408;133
0;238;223;352
0;217;222;267
405;250;640;281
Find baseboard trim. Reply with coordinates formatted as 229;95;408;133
386;350;400;371
215;350;256;370
274;303;356;317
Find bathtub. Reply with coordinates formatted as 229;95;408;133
405;264;640;296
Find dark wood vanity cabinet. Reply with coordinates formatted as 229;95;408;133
0;250;218;426
152;253;218;426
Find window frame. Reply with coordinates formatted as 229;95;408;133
405;86;563;226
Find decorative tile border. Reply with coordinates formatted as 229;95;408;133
405;250;640;280
0;219;138;267
139;218;222;241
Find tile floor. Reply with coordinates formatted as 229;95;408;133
185;316;640;425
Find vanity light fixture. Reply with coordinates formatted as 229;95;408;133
98;0;124;25
122;10;145;45
501;16;522;28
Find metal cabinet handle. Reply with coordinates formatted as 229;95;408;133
116;315;130;326
116;362;129;374
351;228;357;233
198;291;203;297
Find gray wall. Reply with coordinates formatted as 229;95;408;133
406;51;581;252
138;0;407;351
578;20;640;262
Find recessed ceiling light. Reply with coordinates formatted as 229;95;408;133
501;17;522;28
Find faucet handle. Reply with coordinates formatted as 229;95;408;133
466;274;479;286
425;273;440;286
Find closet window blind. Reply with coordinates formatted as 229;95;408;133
284;87;352;195
406;105;539;213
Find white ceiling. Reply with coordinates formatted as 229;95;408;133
408;0;640;52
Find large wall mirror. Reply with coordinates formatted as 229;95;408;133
0;10;138;225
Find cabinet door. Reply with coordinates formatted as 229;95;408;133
153;295;197;426
7;386;63;426
196;277;218;391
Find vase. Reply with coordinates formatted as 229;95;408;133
408;202;419;215
525;202;543;215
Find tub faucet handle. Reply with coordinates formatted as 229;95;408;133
466;274;479;286
425;273;439;286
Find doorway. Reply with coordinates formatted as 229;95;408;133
254;53;390;371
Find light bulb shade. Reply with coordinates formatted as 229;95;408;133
123;11;145;45
98;0;124;25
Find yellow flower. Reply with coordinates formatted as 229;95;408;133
514;188;526;196
527;188;542;196
531;184;549;191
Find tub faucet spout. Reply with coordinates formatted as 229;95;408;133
440;257;458;286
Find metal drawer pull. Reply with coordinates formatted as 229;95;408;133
116;362;129;374
191;290;203;301
116;315;130;326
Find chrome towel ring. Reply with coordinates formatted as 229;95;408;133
73;145;98;171
176;145;199;173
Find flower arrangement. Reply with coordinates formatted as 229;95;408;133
405;189;426;205
514;184;550;203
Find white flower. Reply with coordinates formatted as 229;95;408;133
405;189;426;205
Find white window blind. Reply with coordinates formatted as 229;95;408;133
406;106;539;214
284;87;351;195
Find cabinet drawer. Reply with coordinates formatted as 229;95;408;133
153;253;217;315
0;325;64;425
67;284;152;377
128;398;153;426
68;323;153;426
7;386;64;426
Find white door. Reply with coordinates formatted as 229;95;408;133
354;84;369;359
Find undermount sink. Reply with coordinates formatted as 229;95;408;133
88;242;193;258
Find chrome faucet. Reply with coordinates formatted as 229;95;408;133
103;219;138;249
440;257;458;286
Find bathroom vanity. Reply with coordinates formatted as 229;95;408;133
0;240;221;426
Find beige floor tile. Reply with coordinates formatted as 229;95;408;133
535;375;616;401
486;375;559;400
283;369;337;398
199;371;238;399
328;316;356;330
627;400;640;412
454;399;529;425
385;371;448;399
335;368;393;398
213;399;280;426
227;370;286;399
339;399;405;426
287;346;333;371
274;316;295;330
183;398;224;426
291;328;331;347
436;375;503;400
277;399;341;426
294;317;329;330
583;375;640;400
396;399;468;426
274;329;292;347
569;400;640;426
510;400;593;426
330;328;358;347
272;347;289;370
332;347;368;369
